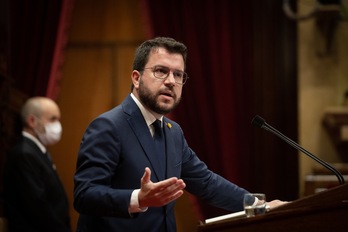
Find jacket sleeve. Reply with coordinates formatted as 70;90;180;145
179;131;249;212
74;116;133;218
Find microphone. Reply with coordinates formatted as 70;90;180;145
251;115;345;185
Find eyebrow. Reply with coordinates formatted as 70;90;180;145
155;65;184;72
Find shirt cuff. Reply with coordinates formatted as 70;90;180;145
128;189;148;213
252;197;259;206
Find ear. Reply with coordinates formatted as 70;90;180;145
26;114;37;128
131;70;141;90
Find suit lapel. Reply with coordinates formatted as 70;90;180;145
163;119;178;179
123;95;165;181
24;137;57;172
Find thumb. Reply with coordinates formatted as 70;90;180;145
141;167;151;184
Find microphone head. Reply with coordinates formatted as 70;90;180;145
251;115;266;128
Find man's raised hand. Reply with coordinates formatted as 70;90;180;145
138;167;186;208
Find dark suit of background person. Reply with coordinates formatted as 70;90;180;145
3;97;71;232
74;37;286;232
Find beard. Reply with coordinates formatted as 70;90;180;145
138;78;181;115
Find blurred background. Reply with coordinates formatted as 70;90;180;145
1;0;348;231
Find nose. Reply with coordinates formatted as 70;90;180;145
164;71;176;85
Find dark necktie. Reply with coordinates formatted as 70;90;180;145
152;120;166;175
45;152;56;170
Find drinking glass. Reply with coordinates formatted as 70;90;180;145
243;193;266;217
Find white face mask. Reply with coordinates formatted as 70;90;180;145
35;121;62;146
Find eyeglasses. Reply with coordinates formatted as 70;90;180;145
143;65;189;85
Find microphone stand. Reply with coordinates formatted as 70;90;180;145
252;115;345;185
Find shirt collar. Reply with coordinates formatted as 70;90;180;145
130;93;163;126
22;131;46;154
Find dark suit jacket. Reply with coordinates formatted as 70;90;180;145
3;136;71;232
74;94;249;232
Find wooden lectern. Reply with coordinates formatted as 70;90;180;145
197;183;348;232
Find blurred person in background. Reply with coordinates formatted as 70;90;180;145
3;96;71;232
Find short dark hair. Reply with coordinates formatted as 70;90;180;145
132;37;187;72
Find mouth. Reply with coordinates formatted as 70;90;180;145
159;90;174;98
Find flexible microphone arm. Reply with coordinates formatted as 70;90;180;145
252;115;345;185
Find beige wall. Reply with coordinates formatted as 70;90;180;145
298;0;348;195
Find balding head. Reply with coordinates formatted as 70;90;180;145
21;97;61;137
21;97;60;124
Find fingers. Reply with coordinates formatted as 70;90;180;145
141;167;151;184
160;188;184;204
156;176;182;189
141;167;183;191
152;177;186;202
156;179;185;196
156;180;185;204
138;168;186;208
266;200;290;210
